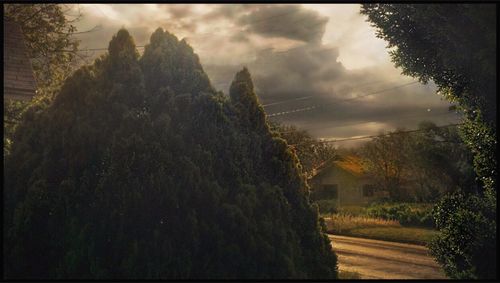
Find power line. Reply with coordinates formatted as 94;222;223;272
266;81;419;117
216;80;420;116
262;96;314;107
261;78;402;108
288;123;463;145
277;109;460;134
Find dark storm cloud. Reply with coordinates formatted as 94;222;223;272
165;5;192;19
205;43;350;105
229;32;250;43
71;4;458;145
250;45;345;99
237;5;329;43
203;42;459;142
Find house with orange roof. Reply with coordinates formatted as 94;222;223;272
308;154;388;206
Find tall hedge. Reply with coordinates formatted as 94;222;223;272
4;28;337;279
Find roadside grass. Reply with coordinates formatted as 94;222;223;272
324;214;401;232
365;202;435;228
340;227;439;246
322;214;438;246
338;270;361;279
337;205;366;216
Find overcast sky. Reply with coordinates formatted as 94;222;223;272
70;4;461;147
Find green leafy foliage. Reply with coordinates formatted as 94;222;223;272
429;191;496;279
4;28;337;279
360;4;496;129
361;128;411;201
315;199;338;215
366;202;434;228
459;110;497;191
361;4;496;279
361;122;475;202
408;122;477;200
4;4;81;94
4;4;83;157
270;123;338;178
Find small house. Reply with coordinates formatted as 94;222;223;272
3;20;37;100
309;155;387;206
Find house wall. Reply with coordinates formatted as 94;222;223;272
4;21;37;101
310;166;378;206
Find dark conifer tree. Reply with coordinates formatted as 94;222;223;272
4;28;337;279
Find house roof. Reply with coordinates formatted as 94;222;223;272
3;20;37;100
310;154;366;179
335;155;365;177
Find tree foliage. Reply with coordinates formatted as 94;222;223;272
361;128;412;201
360;3;496;192
4;4;82;94
270;123;338;179
361;122;476;202
4;28;337;279
360;4;496;128
429;191;496;279
3;4;85;156
407;122;477;201
361;4;496;279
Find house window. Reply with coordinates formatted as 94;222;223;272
322;184;338;199
363;184;375;197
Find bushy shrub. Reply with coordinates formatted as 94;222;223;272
366;203;434;228
315;200;338;215
429;189;496;279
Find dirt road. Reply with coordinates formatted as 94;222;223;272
329;234;447;279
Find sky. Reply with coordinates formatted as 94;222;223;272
69;4;461;147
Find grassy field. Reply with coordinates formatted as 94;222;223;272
322;213;438;246
336;205;367;216
364;202;435;227
324;214;401;231
338;227;438;246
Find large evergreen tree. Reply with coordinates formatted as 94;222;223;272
4;28;337;279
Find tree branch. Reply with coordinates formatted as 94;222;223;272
20;4;56;25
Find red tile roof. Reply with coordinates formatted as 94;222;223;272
3;20;37;100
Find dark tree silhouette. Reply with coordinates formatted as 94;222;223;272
4;28;337;280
